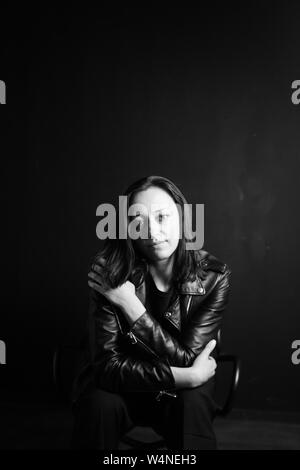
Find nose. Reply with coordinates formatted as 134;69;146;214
148;216;161;241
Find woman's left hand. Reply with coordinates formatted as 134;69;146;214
88;258;136;309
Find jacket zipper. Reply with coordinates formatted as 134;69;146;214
164;314;179;330
163;297;181;330
127;331;160;360
127;332;177;401
187;295;192;313
155;390;177;401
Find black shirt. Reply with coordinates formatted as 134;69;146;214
144;271;176;320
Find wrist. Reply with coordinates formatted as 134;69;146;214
119;294;143;313
119;296;146;327
188;366;202;388
170;366;197;389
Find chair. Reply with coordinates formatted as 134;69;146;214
53;331;241;450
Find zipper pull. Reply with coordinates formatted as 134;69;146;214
155;390;177;401
164;391;177;398
127;331;137;344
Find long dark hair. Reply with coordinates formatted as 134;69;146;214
92;175;206;290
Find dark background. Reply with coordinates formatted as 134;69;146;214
1;4;300;413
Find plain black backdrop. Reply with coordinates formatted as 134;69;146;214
0;4;300;413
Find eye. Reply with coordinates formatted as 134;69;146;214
157;213;169;223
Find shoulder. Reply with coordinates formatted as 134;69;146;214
193;250;231;299
194;249;231;276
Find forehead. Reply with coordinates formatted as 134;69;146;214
131;187;176;212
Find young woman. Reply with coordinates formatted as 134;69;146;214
71;175;231;450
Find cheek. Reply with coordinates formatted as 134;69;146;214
168;217;180;239
167;236;179;256
166;221;180;251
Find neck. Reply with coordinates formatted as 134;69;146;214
148;255;175;290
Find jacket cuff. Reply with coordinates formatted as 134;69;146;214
129;309;149;330
158;356;176;390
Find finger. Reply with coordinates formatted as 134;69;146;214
208;357;217;372
92;263;105;274
203;339;217;357
93;256;106;268
210;358;217;370
88;271;103;285
88;280;103;293
98;256;106;266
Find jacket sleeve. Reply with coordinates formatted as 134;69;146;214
88;287;176;394
129;267;231;368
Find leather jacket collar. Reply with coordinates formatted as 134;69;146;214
132;249;227;297
131;250;229;332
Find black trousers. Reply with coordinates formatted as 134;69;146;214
71;378;218;450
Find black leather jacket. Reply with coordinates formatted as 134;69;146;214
71;249;231;404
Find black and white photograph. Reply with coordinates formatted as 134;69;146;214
0;3;300;460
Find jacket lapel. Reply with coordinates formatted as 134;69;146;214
131;251;213;332
134;275;205;333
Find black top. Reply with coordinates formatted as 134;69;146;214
144;271;176;319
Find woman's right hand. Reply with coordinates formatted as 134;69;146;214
190;339;217;387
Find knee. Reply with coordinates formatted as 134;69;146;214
177;379;217;412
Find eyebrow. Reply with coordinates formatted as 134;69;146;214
153;207;170;212
129;207;170;219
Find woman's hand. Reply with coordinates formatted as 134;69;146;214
190;339;217;387
88;258;136;310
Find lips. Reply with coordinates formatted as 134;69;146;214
148;241;167;247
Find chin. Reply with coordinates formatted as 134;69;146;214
150;248;176;261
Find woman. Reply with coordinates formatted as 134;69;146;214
71;175;231;450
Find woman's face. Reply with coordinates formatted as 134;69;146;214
130;186;180;262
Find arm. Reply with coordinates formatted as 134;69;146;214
170;366;196;388
88;287;178;394
129;267;231;368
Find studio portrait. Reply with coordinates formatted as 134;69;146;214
0;3;300;459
